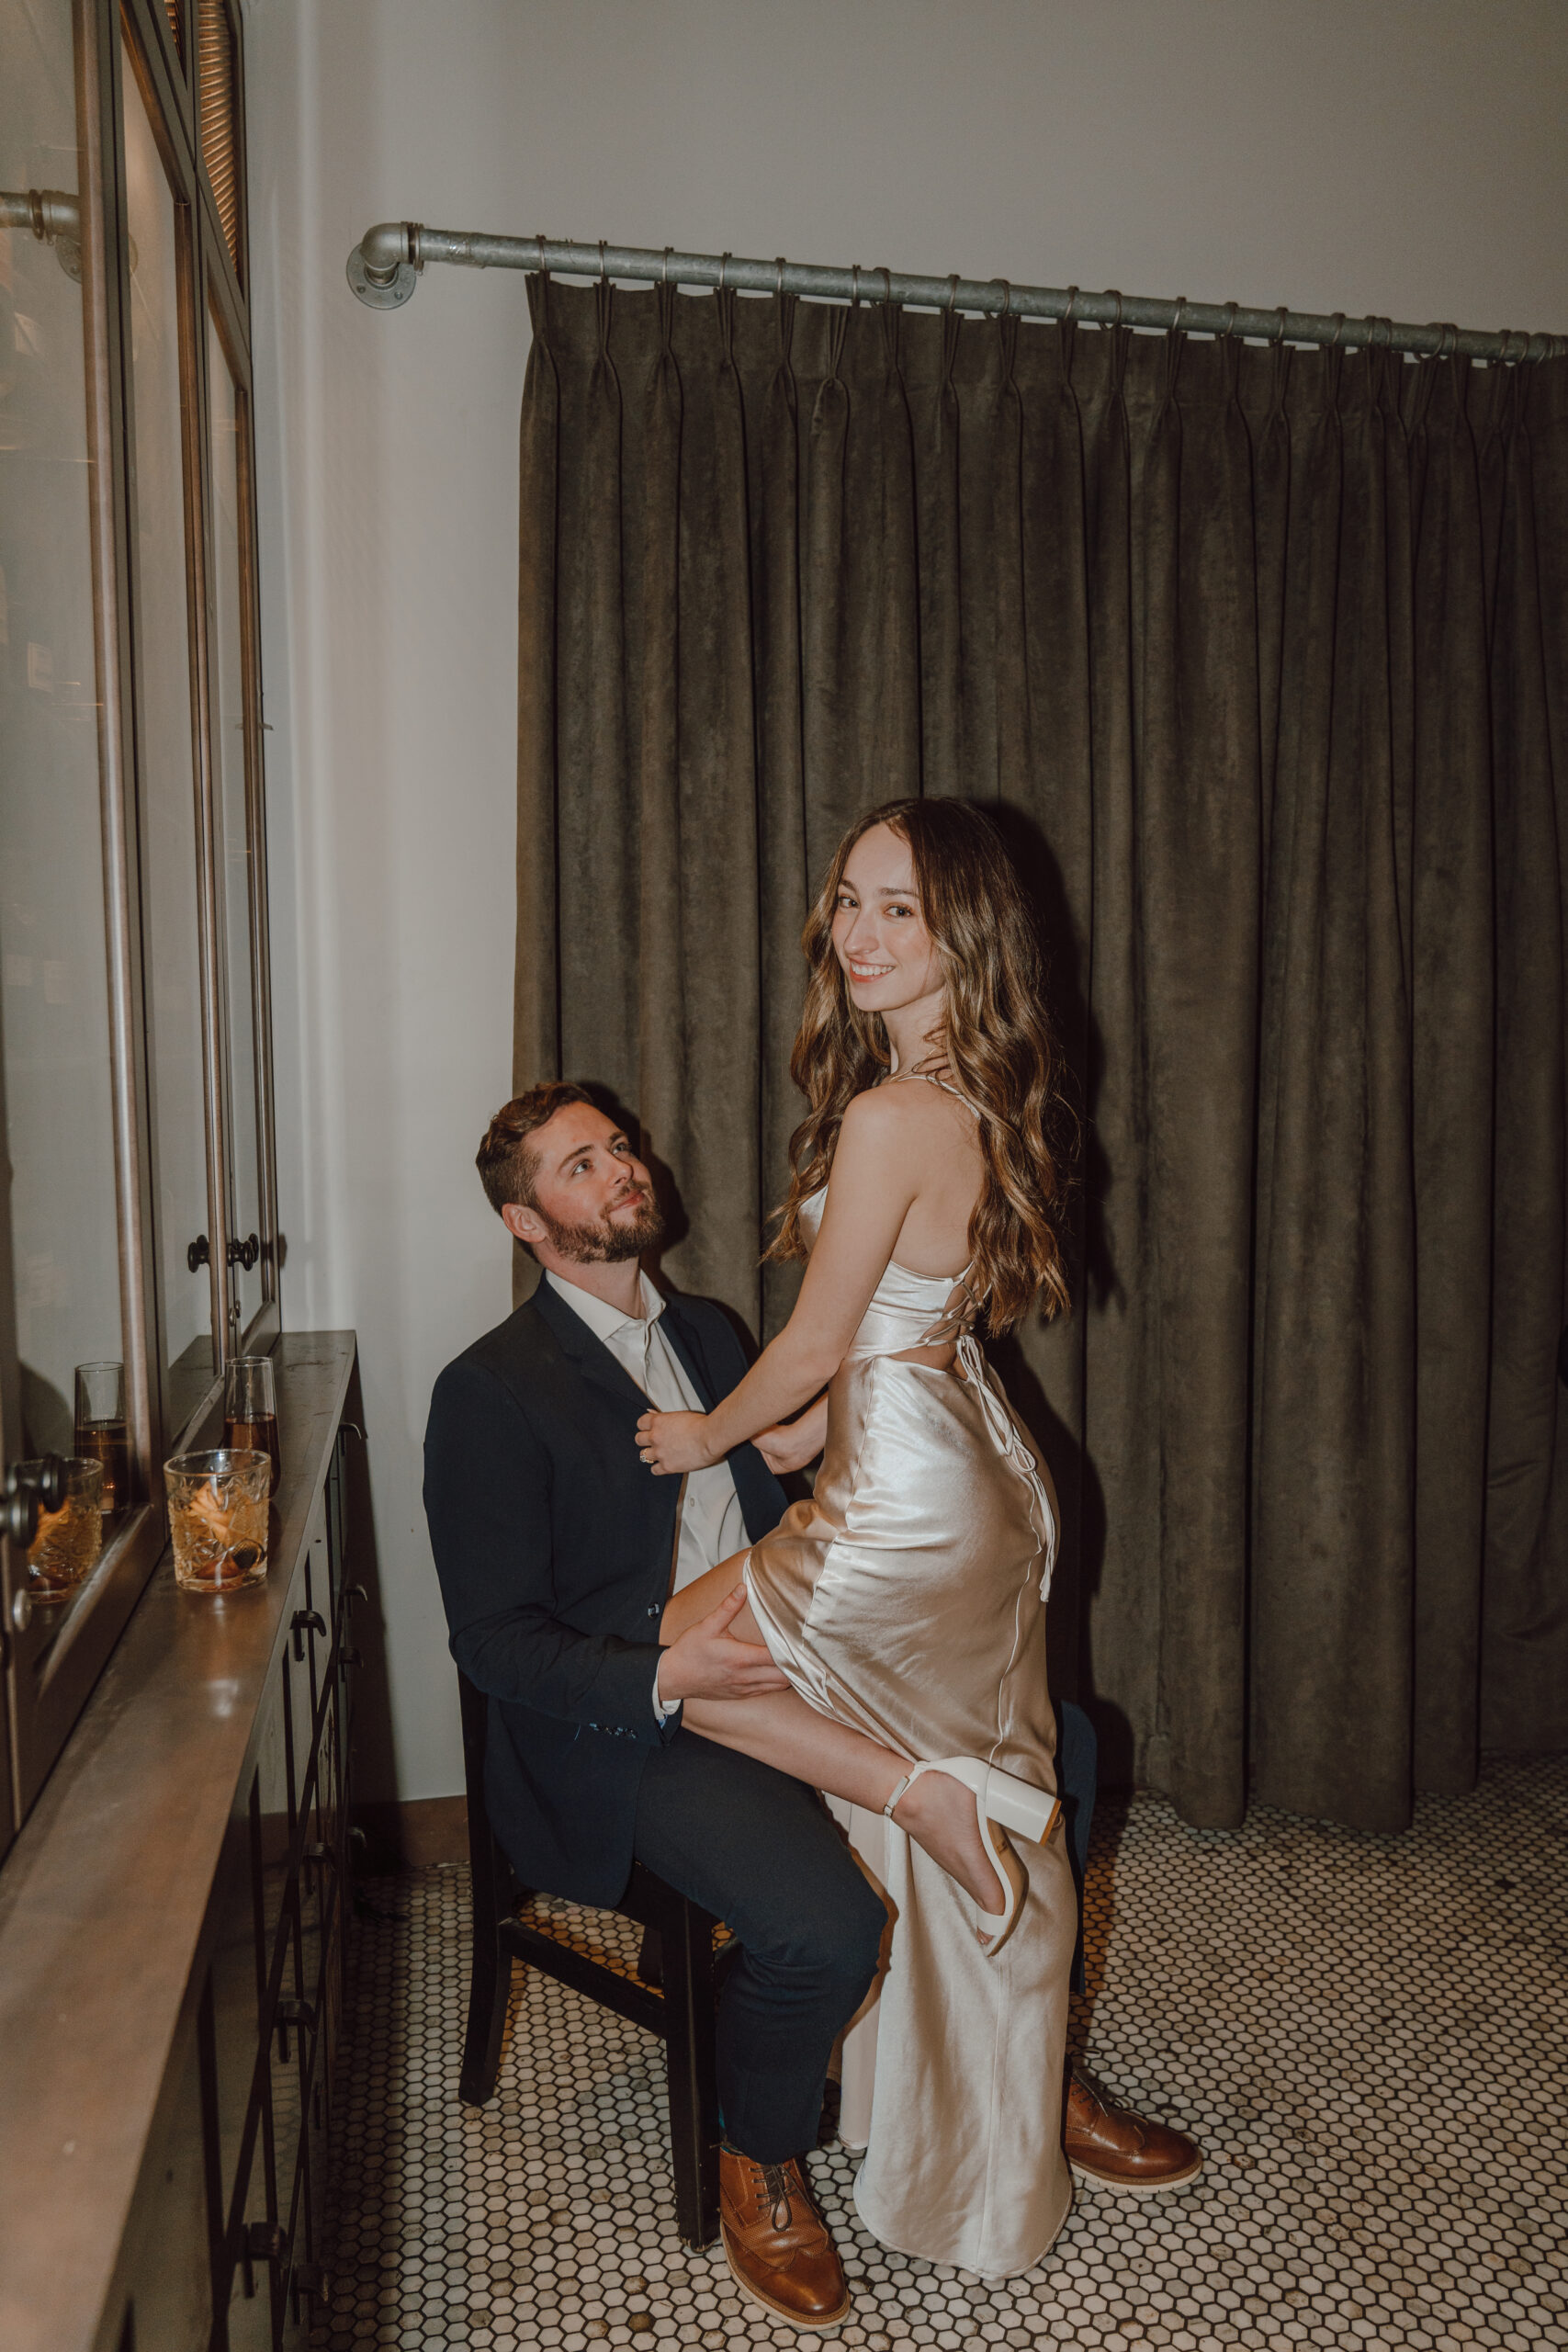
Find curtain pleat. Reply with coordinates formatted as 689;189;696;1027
514;282;1568;1826
1409;359;1494;1792
1481;374;1568;1749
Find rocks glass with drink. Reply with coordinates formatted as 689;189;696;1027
164;1451;270;1591
74;1362;131;1516
223;1354;280;1495
26;1456;106;1600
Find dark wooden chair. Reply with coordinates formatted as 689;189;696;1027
456;1673;722;2247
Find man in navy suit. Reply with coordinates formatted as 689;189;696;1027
425;1084;1198;2331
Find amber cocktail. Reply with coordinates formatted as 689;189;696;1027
74;1361;132;1516
165;1449;270;1591
25;1457;105;1600
222;1354;281;1495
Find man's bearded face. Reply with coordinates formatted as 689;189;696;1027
533;1188;665;1264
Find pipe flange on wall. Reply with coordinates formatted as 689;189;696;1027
346;243;419;308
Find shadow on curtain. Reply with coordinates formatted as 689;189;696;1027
513;274;1567;1832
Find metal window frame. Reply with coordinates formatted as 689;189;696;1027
0;0;278;1851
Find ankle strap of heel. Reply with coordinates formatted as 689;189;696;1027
882;1771;914;1819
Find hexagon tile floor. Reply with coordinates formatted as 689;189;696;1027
310;1753;1567;2350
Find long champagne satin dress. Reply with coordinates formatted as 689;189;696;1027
743;1153;1077;2278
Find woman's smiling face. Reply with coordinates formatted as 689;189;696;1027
831;822;945;1018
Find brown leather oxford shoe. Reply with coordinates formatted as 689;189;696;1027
719;2146;851;2329
1065;2066;1203;2194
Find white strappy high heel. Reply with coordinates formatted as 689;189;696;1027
883;1758;1060;1959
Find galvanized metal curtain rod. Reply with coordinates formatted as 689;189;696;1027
344;222;1566;364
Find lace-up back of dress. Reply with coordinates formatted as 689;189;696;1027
800;1074;983;1359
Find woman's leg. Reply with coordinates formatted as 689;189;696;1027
660;1563;1005;1915
660;1550;754;1645
684;1687;1005;1917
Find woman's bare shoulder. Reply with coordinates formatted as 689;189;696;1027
838;1079;969;1149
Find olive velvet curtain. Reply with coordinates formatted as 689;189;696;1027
513;273;1568;1831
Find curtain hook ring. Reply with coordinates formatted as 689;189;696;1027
998;277;1011;318
1110;288;1123;331
1223;300;1238;339
717;250;731;295
1062;284;1079;327
535;232;547;276
1327;311;1346;350
598;239;608;285
1171;294;1189;335
661;245;672;288
1441;321;1458;360
946;272;960;315
1270;304;1289;345
880;265;892;308
774;254;786;300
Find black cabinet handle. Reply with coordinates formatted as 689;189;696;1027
291;1607;327;1662
4;1453;65;1550
227;1230;260;1270
186;1234;209;1272
3;1480;38;1552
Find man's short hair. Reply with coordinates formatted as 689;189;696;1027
476;1081;594;1218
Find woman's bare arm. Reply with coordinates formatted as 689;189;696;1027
754;1391;829;1475
638;1090;924;1472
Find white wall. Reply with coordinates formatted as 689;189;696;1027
243;0;1568;1805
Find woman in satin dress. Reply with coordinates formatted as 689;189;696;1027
637;797;1078;2278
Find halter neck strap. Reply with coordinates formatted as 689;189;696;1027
886;1069;978;1114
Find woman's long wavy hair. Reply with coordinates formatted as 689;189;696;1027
767;798;1074;1331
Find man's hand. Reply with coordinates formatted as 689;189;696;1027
636;1407;715;1475
754;1394;829;1476
656;1586;790;1704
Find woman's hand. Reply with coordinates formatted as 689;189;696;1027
636;1408;716;1476
753;1394;829;1476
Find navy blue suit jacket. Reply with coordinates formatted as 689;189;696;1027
423;1279;788;1906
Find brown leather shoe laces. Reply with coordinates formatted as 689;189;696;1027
759;2161;795;2230
726;2147;803;2230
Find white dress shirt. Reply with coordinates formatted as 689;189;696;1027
544;1268;747;1720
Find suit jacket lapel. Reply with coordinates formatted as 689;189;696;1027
532;1279;649;1418
659;1297;717;1411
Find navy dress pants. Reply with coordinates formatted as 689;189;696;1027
632;1729;886;2166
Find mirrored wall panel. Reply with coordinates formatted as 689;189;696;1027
123;37;213;1439
207;303;263;1338
0;0;275;1852
1;0;125;1471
